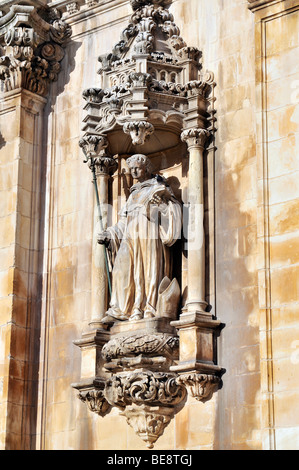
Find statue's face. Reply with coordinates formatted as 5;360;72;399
130;162;148;182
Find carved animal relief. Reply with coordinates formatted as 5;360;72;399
73;0;224;448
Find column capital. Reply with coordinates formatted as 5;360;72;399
0;3;72;97
79;134;118;176
181;128;210;151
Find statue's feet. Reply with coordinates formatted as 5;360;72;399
144;311;155;319
101;314;117;324
129;309;144;322
101;309;129;324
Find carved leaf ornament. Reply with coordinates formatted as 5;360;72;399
0;5;71;96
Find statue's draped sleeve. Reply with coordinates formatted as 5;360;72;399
106;203;128;264
159;197;182;247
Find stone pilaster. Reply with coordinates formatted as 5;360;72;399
0;87;47;449
0;1;71;450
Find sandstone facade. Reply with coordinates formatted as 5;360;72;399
0;0;298;450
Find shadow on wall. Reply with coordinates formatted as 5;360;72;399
213;145;262;449
0;130;5;150
48;38;83;106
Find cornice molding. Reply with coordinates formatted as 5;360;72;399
47;0;130;19
248;0;285;12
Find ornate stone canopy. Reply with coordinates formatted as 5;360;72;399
81;0;215;157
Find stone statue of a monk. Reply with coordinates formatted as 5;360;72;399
98;154;182;322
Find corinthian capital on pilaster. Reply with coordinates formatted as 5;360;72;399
0;3;72;96
181;128;210;151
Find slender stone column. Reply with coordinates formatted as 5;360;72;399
0;2;71;450
170;128;223;380
181;128;210;316
91;158;117;326
79;135;117;326
73;137;117;401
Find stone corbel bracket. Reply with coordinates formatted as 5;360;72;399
0;2;72;96
73;317;224;448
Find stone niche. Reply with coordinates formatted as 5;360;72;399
72;0;224;449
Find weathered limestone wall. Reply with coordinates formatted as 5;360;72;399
252;0;299;450
35;0;261;450
171;0;261;450
36;2;133;450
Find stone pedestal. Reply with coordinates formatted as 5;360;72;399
72;327;111;417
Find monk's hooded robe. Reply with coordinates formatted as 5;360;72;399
105;175;182;321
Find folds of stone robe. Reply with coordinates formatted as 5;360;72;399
105;177;182;320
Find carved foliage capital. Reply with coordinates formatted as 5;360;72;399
79;134;117;175
0;6;72;96
181;128;211;150
128;71;152;88
79;389;111;417
176;373;221;402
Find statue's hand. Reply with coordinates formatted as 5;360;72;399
149;188;172;207
97;230;111;247
150;194;164;205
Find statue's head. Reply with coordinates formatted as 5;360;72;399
126;154;153;182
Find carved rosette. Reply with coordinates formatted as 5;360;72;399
0;5;72;96
123;121;154;146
